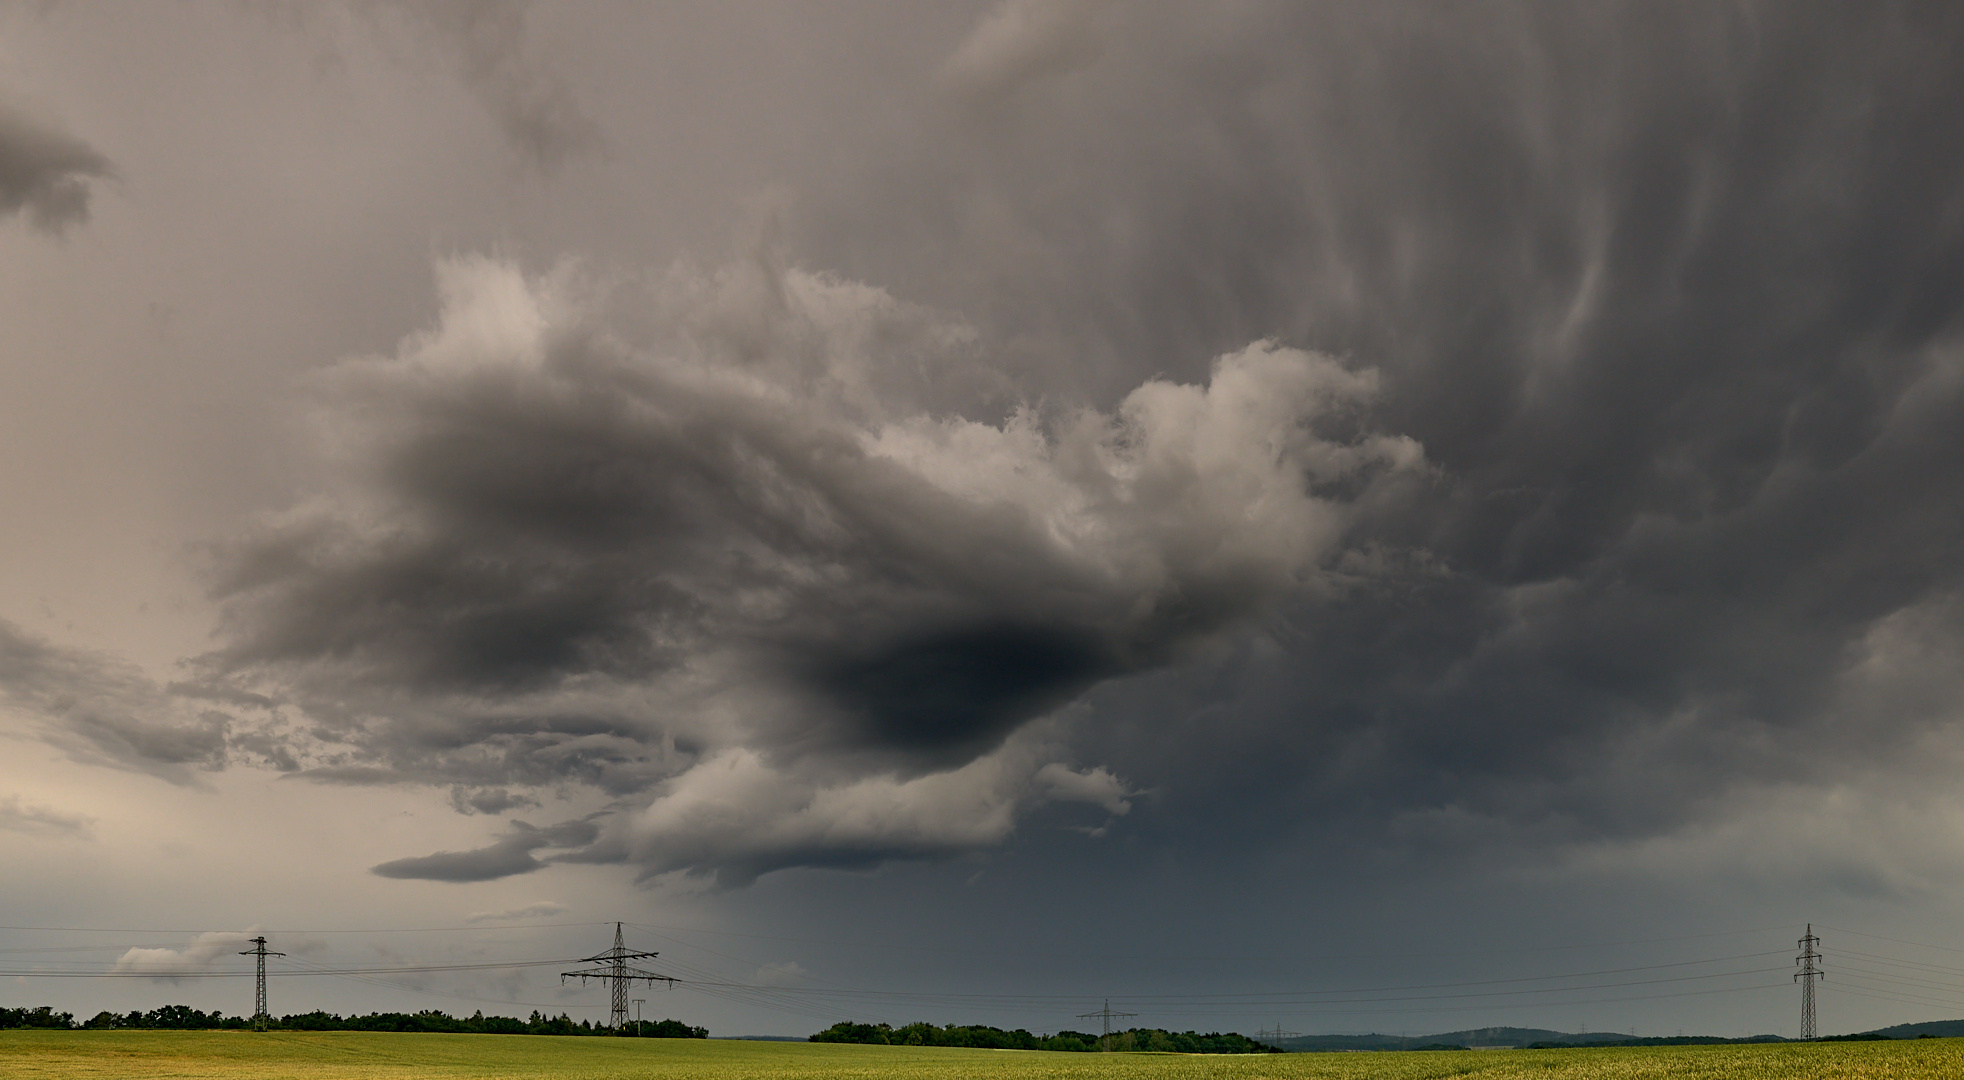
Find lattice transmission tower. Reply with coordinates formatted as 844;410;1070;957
1077;1000;1138;1049
238;936;285;1031
1796;924;1824;1039
562;923;676;1032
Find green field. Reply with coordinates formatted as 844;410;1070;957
2;1030;1962;1079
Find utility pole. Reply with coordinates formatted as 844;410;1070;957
1796;924;1824;1039
632;998;645;1036
238;936;285;1031
1256;1024;1300;1046
1076;1000;1138;1050
562;923;676;1033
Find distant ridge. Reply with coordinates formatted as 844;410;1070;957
1858;1020;1964;1040
1275;1020;1964;1051
1274;1026;1788;1052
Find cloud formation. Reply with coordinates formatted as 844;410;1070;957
596;731;1134;887
112;932;252;982
0;620;263;785
20;0;1952;902
197;251;1419;883
371;817;600;882
0;795;93;839
0;98;111;233
803;0;1964;872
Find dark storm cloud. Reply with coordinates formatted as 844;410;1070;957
0;98;111;233
205;0;1964;884
370;816;599;882
793;0;1964;862
199;253;1410;880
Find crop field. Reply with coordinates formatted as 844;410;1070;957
2;1031;1962;1080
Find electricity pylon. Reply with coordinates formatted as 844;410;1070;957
1256;1024;1301;1046
238;936;285;1031
1076;1000;1138;1049
1796;924;1824;1039
562;923;675;1033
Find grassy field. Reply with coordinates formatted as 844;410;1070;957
3;1030;1963;1079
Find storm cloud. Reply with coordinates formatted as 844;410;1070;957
371;817;601;882
7;0;1959;917
798;0;1964;865
171;0;1964;891
195;250;1417;882
0;97;110;233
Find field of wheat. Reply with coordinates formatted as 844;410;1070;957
2;1030;1960;1080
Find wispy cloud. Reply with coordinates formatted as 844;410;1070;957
0;795;94;839
464;901;568;923
0;620;282;786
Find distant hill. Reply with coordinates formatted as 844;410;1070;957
1862;1020;1964;1040
1275;1026;1787;1052
1277;1027;1622;1052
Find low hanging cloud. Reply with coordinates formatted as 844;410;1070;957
592;729;1135;887
195;251;1421;884
0;98;112;234
372;817;601;883
112;931;253;982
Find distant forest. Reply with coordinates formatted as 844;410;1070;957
0;1004;704;1038
809;1020;1277;1053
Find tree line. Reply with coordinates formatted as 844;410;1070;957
0;1004;705;1038
809;1020;1277;1053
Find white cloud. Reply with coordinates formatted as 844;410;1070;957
610;729;1135;886
112;931;254;982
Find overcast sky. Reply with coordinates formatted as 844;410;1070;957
6;0;1964;1041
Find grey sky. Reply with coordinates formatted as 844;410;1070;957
4;0;1964;1040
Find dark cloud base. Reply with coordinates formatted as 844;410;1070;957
0;98;111;233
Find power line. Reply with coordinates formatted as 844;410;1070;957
1815;924;1964;956
617;920;1793;965
0;958;573;978
0;922;608;934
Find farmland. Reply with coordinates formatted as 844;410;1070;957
2;1030;1963;1079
